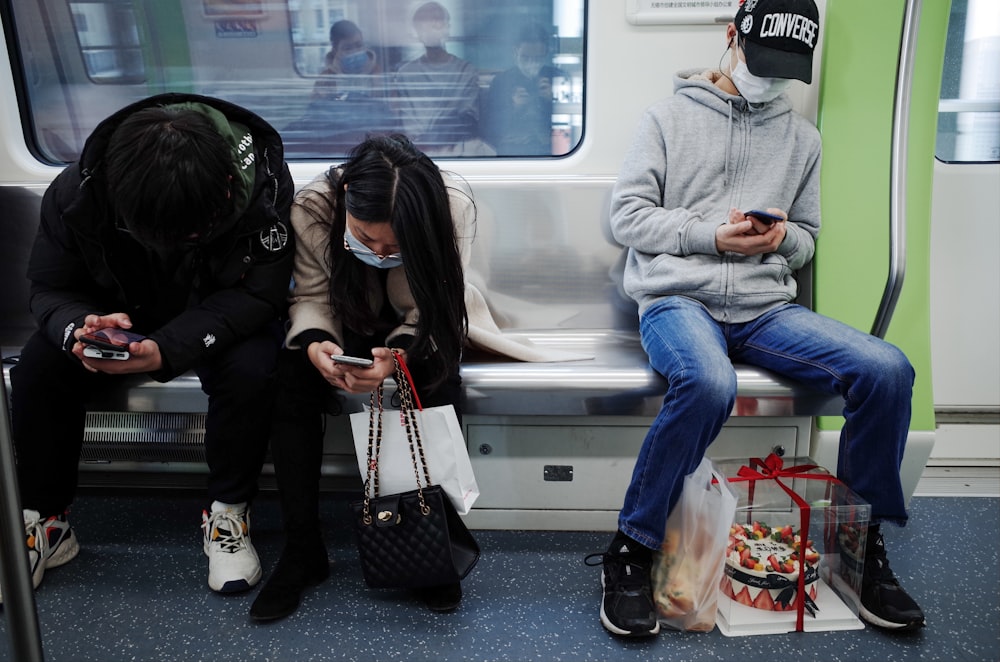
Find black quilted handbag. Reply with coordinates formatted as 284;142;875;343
350;352;480;589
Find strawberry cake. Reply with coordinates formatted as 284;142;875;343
720;521;821;612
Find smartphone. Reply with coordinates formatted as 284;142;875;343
330;354;374;368
745;210;783;225
82;345;130;360
80;328;147;361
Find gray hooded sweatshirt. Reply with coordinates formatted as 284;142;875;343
610;68;822;323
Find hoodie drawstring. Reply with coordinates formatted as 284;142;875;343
725;100;734;189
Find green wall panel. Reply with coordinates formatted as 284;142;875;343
815;0;949;431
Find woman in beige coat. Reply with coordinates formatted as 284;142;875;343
250;134;470;621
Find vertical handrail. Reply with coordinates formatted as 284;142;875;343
871;0;922;338
0;353;46;662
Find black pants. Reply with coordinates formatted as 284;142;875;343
269;343;462;537
10;326;282;516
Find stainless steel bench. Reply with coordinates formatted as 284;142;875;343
0;181;841;530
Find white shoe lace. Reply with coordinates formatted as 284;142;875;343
23;511;46;557
205;510;250;554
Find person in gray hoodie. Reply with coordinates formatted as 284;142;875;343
589;0;925;637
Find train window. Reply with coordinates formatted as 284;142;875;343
6;0;585;164
936;0;999;163
69;1;145;84
284;0;585;158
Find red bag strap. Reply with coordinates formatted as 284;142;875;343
391;350;423;411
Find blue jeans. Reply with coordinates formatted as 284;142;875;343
619;297;914;550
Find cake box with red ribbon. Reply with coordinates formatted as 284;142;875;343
713;454;871;636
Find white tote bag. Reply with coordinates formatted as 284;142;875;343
350;355;479;515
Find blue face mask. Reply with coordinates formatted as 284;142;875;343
339;50;370;75
344;226;403;269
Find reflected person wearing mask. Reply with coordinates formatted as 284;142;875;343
483;21;566;156
313;19;382;100
288;19;398;157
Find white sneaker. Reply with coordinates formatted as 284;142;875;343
0;509;80;605
201;501;261;593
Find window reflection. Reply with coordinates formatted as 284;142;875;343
12;0;585;162
286;0;585;159
69;1;145;83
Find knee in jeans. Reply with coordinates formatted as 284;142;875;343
670;368;736;414
878;343;913;380
863;343;914;398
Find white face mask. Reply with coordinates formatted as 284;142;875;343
731;60;791;103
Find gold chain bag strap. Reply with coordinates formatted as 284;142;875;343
350;350;480;589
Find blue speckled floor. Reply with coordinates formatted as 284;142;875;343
1;494;998;662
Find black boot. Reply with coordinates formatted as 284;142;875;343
252;350;330;623
250;537;329;622
413;582;463;612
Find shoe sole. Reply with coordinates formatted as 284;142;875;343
211;566;263;594
859;604;925;631
204;533;262;594
599;571;660;637
250;604;297;622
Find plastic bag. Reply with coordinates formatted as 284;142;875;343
651;456;738;632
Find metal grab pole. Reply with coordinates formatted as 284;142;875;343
871;0;921;339
0;352;45;662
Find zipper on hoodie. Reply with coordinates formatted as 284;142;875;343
722;104;753;321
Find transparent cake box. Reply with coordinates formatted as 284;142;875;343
712;456;871;636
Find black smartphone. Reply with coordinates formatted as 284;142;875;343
745;210;783;225
80;328;147;360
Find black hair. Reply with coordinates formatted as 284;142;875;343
329;19;362;52
105;106;232;249
516;21;551;50
303;134;468;389
413;1;449;25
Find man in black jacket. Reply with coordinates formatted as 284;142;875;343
0;93;294;603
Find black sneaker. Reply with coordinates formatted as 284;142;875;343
859;526;925;631
585;533;660;637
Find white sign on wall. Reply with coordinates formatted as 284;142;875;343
626;0;740;25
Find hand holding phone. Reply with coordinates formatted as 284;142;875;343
80;328;147;361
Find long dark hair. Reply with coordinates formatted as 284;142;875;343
307;134;468;388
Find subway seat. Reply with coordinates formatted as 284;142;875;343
3;331;841;418
0;182;842;529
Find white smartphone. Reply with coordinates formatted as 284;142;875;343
83;345;130;360
330;354;374;368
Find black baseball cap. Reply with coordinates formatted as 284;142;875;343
735;0;819;84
